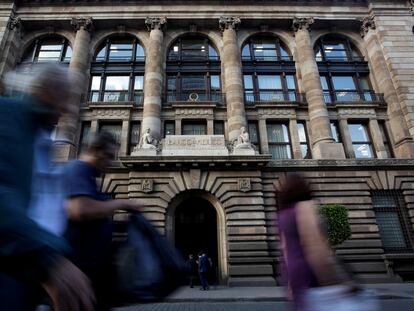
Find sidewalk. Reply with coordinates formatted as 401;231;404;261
165;283;414;302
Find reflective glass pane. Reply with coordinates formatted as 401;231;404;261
111;43;133;50
91;76;101;90
258;75;281;90
38;51;61;60
134;76;144;90
181;39;204;49
210;75;220;90
130;122;141;146
348;124;369;142
323;43;346;50
267;124;289;143
182;123;206;135
280;46;290;60
324;50;347;60
320;76;329;90
105;76;130;90
297;123;307;143
136;44;145;59
248;122;259;144
99;124;122;158
96;47;107;61
244;75;253;89
164;122;175;136
359;77;370;90
269;145;291;159
168;76;176;91
376;212;408;249
208;46;218;59
182;76;205;90
286;75;296;90
109;49;132;60
315;48;323;61
181;49;205;59
332;76;356;90
40;44;63;51
64;46;72;61
214;121;225;135
79;122;91;156
300;144;309;159
353;144;373;158
242;45;251;58
330;123;340;142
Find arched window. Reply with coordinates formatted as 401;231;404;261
166;35;222;103
314;35;362;62
241;35;300;104
22;36;72;63
314;34;380;103
242;36;291;61
89;36;145;104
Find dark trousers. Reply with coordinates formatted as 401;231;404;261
199;272;209;290
0;273;43;311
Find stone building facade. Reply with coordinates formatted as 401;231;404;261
1;0;414;285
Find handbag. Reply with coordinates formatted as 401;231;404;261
304;284;379;311
113;212;188;304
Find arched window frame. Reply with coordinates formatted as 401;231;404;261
22;36;72;63
315;34;381;104
166;35;222;103
314;35;363;62
241;35;301;104
88;36;145;104
241;35;292;62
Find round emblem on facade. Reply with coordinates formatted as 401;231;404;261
188;92;199;102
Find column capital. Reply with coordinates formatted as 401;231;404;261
360;15;376;38
292;17;314;32
7;11;21;31
219;16;241;31
410;0;414;15
145;17;167;31
71;17;93;32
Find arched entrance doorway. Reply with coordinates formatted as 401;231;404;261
175;197;218;284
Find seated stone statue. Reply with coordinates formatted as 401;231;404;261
138;128;157;149
234;126;252;149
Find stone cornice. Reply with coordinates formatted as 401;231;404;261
360;14;375;37
292;17;314;32
219;16;241;31
71;17;93;31
410;0;414;15
145;16;167;31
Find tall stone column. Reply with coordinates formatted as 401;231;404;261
141;17;166;140
55;17;92;161
219;17;247;142
361;15;414;158
338;118;354;158
369;119;387;159
293;18;345;159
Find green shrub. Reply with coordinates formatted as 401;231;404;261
317;204;351;246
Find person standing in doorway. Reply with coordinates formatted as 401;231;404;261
186;254;198;288
198;251;210;291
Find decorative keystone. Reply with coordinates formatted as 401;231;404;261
238;178;251;192
360;15;376;38
292;17;314;32
71;17;93;32
145;17;167;31
219;16;241;31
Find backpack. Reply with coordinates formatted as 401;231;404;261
113;212;188;304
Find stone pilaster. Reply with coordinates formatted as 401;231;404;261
258;119;269;154
141;17;166;140
220;16;247;142
207;119;214;135
289;119;302;159
369;119;387;159
54;17;92;161
339;119;354;158
0;8;22;89
293;17;345;159
361;15;414;158
120;120;129;156
175;119;181;135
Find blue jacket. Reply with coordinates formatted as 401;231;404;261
0;97;68;283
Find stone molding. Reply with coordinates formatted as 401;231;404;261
410;0;414;15
7;12;21;31
175;108;213;117
360;15;376;38
219;16;241;31
71;17;93;32
292;17;314;32
338;108;377;118
258;108;296;117
145;17;167;31
267;158;414;168
93;109;130;117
